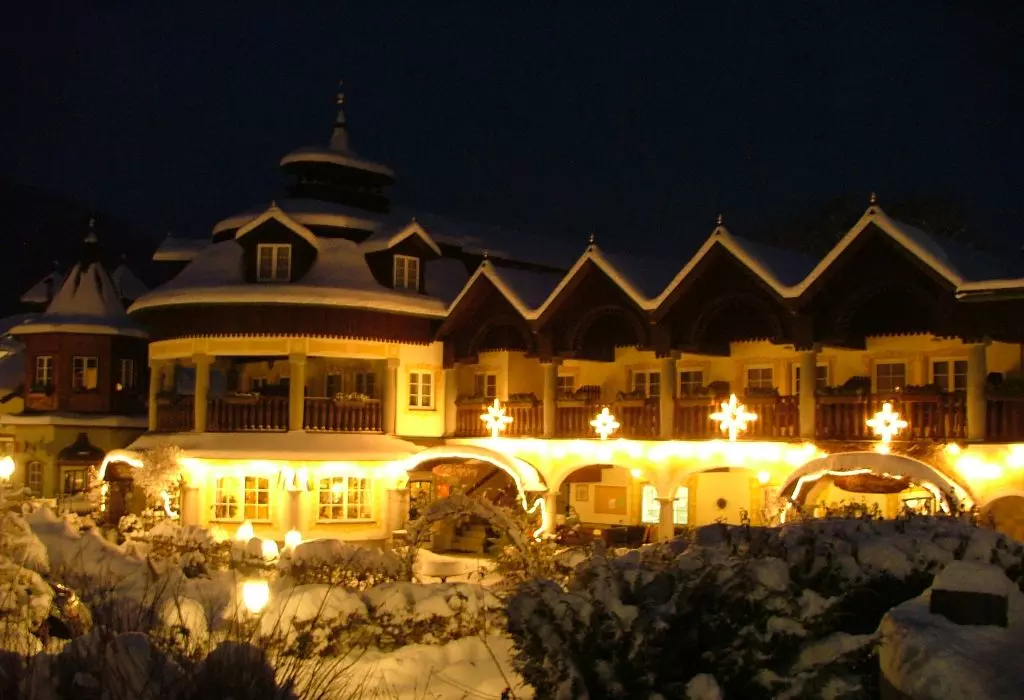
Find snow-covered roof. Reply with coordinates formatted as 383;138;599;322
20;270;63;304
235;205;322;250
489;266;565;312
125;431;423;462
212;198;380;237
361;220;442;256
0;413;148;428
111;264;148;301
423;257;470;304
280;146;395;179
10;258;145;338
0;348;24;394
152;235;211;262
131;238;448;318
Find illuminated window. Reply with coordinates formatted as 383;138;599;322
256;244;291;282
72;356;99;391
34;356;53;389
875;362;907;393
678;370;704;396
641;485;689;525
932;360;967;392
62;468;88;495
213;476;240;520
393;255;420;290
26;461;42;495
556;375;576;395
317;476;372;521
793;364;828;393
474;373;497;399
409;371;433;408
118;358;136;391
243;476;271;521
632;371;660;397
746;366;774;391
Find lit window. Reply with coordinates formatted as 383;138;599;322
632;370;660;397
62;468;88;495
243;476;271;521
641;484;689;525
474;373;497;399
213;476;240;520
355;371;377;398
409;371;433;408
72;356;99;391
317;476;372;521
679;370;704;396
746;367;774;391
393;255;420;290
34;356;53;389
256;244;291;282
117;359;136;391
875;362;907;393
932;360;968;392
794;365;828;393
26;461;42;495
556;375;576;396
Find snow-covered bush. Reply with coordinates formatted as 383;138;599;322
133;443;185;512
123;518;233;578
507;517;1024;699
279;539;402;589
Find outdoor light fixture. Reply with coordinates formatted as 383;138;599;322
235;520;255;542
866;403;908;451
710;394;757;441
284;529;303;551
480;398;513;439
241;579;270;614
0;455;15;481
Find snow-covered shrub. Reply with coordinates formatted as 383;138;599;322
125;519;233;578
133;443;185;513
279;539;402;589
508;517;1024;699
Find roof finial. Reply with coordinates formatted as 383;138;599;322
716;213;724;227
588;232;596;246
869;191;878;205
270;199;278;209
84;216;98;243
329;79;350;152
483;250;489;261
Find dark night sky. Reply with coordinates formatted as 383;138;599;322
3;2;1023;257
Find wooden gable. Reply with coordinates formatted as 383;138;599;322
363;235;440;294
235;219;318;283
654;242;796;355
438;275;534;364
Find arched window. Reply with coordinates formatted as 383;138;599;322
641;484;689;525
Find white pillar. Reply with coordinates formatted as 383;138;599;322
288;353;306;431
967;343;987;441
386;488;408;535
193;354;212;432
657;497;675;542
383;358;399;435
542;362;558;438
659;355;677;439
799;349;817;439
147;360;162;431
544;491;559;534
444;366;459;436
181;486;200;526
288;490;303;533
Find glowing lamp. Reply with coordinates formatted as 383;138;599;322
241;579;270;614
0;455;14;481
866;403;907;446
630;468;643;479
757;470;771;485
284;529;302;551
260;539;279;561
590;408;620;440
710;394;757;441
480;399;513;439
235;520;255;542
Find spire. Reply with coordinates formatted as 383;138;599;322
588;232;596;246
716;213;724;227
869;191;878;205
84;216;98;244
329;79;350;152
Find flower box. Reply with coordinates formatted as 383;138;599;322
223;394;259;405
556;398;591;407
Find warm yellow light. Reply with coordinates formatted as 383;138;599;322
866;403;907;445
160;490;179;519
0;455;15;480
260;539;279;561
480;399;514;439
956;455;1003;481
590;407;620;440
757;470;771;485
241;579;270;614
330;482;344;495
630;468;643;479
235;520;254;542
945;443;962;456
284;529;302;550
710;394;757;441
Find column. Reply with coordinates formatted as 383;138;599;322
288;353;306;431
383;358;399;435
544;491;559;535
288;490;303;533
147;360;162;431
181;486;200;526
967;342;987;441
192;354;212;432
659;355;677;439
656;497;675;542
444;366;459;436
799;349;818;439
542;362;558;438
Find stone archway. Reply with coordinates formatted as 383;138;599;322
401;444;547;504
777;451;972;522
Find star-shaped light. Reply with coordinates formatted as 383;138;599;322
710;394;757;441
590;407;620;440
480;398;513;439
866;402;907;446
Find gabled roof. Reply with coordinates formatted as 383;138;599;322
234;204;322;250
360;219;442;256
153;235;210;262
279;146;395;179
20;270;63;304
111;264;148;301
531;243;656;319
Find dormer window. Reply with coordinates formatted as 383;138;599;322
257;244;291;282
393;255;420;291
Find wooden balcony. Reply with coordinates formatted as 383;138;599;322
208;396;289;432
454;402;542;437
304;398;382;432
614;401;660;438
555;403;595;438
673;395;798;439
986;397;1024;441
154;396;194;432
815;393;965;441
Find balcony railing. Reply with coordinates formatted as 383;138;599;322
815;393;965;441
673;395;798;439
555;403;594;438
454;402;543;437
154;396;194;432
986;397;1024;441
615;401;660;438
208;396;289;432
304;397;382;432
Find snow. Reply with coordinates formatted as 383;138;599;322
601;249;683;300
488;265;565;311
151;235;210;261
126;430;424;461
20;270;63;304
932;559;1015;596
361;221;443;256
259;584;367;639
686;674;723;700
0;347;25;394
212;198;381;237
749;556;790;592
424;257;471;304
110;264;148;301
879;564;1024;699
235;206;322;250
280;146;396;178
131;238;448;318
